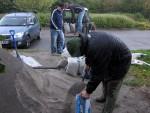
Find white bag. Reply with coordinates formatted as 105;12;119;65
66;57;85;76
70;23;76;33
61;47;71;58
64;22;70;33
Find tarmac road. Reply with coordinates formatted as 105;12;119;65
30;28;150;51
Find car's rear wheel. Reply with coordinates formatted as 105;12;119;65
25;36;31;48
37;30;41;40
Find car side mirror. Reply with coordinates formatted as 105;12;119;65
29;22;34;25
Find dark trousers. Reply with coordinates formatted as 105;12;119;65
100;54;131;113
101;79;123;113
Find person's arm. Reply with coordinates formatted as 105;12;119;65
82;49;111;97
51;9;58;30
80;56;101;98
86;73;101;94
57;14;63;29
85;64;90;71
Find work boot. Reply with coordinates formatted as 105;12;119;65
95;96;106;103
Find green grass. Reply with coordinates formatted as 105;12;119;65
92;14;136;28
36;13;150;29
124;50;150;86
90;13;150;29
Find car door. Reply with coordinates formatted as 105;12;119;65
27;15;40;40
32;15;40;39
27;16;35;40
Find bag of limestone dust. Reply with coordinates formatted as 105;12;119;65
64;22;71;33
65;57;85;76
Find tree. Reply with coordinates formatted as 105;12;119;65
0;0;16;13
15;0;55;12
143;0;150;18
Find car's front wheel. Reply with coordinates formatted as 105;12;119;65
25;36;31;48
36;35;40;40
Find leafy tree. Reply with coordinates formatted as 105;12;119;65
15;0;55;12
119;0;143;13
0;0;16;13
143;0;150;18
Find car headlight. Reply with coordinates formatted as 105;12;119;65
14;32;24;39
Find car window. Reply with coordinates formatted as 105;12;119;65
27;17;35;25
33;16;38;24
0;16;27;26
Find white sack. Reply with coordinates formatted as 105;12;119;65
70;23;76;33
61;47;71;58
64;22;70;33
66;57;85;76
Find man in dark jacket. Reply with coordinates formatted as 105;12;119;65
66;32;132;113
50;3;65;55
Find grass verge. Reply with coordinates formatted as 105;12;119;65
124;50;150;86
90;13;150;29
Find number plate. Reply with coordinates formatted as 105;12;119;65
1;40;9;44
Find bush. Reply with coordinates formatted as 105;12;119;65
36;12;150;29
124;50;150;86
135;22;150;30
124;13;147;22
91;14;136;28
37;13;50;27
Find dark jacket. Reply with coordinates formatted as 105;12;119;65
81;32;132;94
50;8;63;30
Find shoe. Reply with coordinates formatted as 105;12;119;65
95;97;106;103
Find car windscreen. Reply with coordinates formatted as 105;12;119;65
0;16;27;26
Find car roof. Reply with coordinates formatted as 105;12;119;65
5;12;35;17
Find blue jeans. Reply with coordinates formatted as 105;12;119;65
50;29;65;54
76;9;85;33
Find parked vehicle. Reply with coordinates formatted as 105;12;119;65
0;12;41;48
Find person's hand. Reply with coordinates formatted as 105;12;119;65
85;65;90;71
82;65;91;80
80;89;90;99
84;65;90;74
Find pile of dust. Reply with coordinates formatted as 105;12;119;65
0;49;85;113
1;48;149;113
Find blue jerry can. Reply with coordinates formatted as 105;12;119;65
75;94;91;113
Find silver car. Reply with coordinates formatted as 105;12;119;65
0;12;41;48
